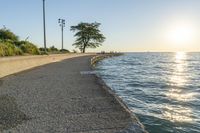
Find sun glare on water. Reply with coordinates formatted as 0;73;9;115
164;52;196;122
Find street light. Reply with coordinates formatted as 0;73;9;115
43;0;47;52
58;18;65;51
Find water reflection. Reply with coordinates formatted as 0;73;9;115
97;53;200;132
163;105;193;122
166;90;195;102
167;52;188;101
164;52;193;122
172;52;187;86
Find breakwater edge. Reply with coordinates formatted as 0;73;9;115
91;53;148;133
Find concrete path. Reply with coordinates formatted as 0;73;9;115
0;53;92;78
0;55;146;133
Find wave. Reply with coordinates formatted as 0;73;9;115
96;53;200;133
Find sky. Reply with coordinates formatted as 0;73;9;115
0;0;200;52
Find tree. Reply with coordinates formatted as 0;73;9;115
71;22;105;53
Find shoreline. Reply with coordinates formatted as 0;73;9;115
91;53;123;66
92;54;148;133
95;76;148;133
0;54;147;133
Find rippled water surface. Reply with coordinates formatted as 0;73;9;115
96;52;200;133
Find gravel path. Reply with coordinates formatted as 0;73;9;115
0;55;146;133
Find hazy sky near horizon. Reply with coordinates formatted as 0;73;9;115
1;0;200;52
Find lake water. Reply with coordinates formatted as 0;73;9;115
96;52;200;133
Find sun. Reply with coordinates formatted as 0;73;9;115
166;22;195;46
169;26;193;43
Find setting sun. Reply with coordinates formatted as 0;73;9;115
166;22;196;46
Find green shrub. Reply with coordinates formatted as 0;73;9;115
39;46;59;53
0;28;40;57
0;42;23;56
0;43;6;56
20;41;40;55
0;28;19;42
60;49;70;53
14;41;26;47
49;46;58;52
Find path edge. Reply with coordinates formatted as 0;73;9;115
91;54;148;133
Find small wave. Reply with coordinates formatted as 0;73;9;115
96;53;200;133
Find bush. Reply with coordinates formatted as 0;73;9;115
0;42;23;56
20;41;40;55
60;49;70;53
39;47;46;52
0;28;40;57
49;46;58;52
40;46;59;53
0;28;19;42
39;46;70;54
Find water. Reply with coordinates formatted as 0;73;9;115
96;52;200;133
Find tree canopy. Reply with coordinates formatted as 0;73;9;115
71;22;105;53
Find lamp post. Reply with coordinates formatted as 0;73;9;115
43;0;47;52
58;18;65;51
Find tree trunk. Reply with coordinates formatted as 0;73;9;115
82;48;85;53
82;44;86;53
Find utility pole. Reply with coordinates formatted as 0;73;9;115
58;18;65;51
43;0;47;52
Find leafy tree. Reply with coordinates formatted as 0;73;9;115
71;22;105;53
0;28;19;42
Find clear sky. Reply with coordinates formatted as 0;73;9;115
1;0;200;52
